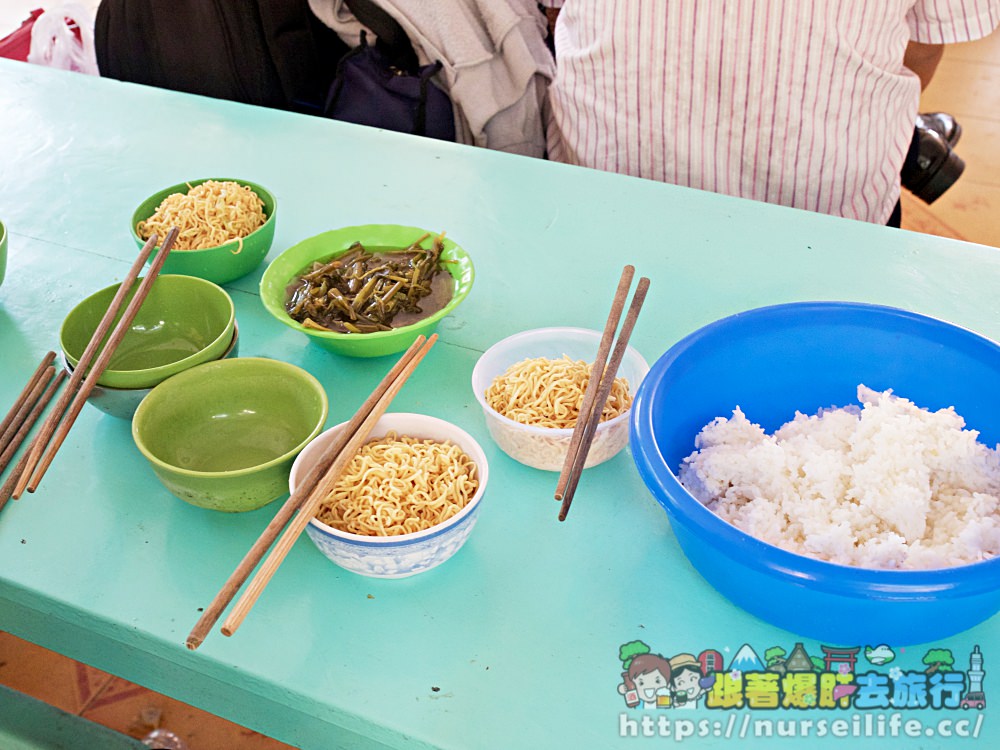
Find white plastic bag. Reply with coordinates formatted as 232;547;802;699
27;4;98;75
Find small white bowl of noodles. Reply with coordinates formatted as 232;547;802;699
291;413;489;579
130;178;277;285
471;327;650;471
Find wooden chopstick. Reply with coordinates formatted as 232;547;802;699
23;228;179;495
0;364;56;457
0;370;67;513
219;334;439;639
554;266;634;501
557;275;650;522
8;235;159;498
0;366;57;473
186;334;431;650
11;229;177;499
0;352;56;445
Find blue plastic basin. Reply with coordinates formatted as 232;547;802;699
630;301;1000;645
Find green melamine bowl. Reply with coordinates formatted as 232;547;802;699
63;321;241;421
130;178;277;285
0;219;7;288
132;357;329;512
60;274;235;390
259;224;475;358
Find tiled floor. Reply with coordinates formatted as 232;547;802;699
1;10;998;750
0;631;293;749
901;31;1000;247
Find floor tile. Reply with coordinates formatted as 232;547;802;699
899;191;966;241
917;181;1000;248
0;631;112;715
948;30;1000;64
80;675;295;750
914;41;1000;248
0;684;147;750
0;632;294;750
921;58;1000;120
944;114;1000;187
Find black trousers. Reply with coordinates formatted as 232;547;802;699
887;128;923;228
887;201;902;228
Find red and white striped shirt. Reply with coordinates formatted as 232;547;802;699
542;1;1000;223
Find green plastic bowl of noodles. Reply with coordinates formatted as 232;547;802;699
129;178;277;285
259;224;475;358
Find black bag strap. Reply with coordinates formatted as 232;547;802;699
343;0;419;72
413;59;444;136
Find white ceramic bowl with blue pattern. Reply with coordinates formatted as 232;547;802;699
291;412;489;579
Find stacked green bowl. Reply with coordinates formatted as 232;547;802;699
60;274;235;390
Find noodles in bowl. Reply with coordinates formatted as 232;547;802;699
291;413;489;578
472;327;648;471
315;432;480;537
484;355;633;429
130;178;277;285
137;180;267;251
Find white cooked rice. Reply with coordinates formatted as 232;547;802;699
679;385;1000;570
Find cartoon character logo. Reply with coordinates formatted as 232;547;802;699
617;642;718;709
669;653;709;709
617;641;673;708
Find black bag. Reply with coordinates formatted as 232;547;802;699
326;0;455;141
95;0;348;112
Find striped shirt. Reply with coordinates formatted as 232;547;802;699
542;1;1000;223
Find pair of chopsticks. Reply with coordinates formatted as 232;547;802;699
4;228;178;504
0;354;67;510
554;265;649;522
186;333;438;650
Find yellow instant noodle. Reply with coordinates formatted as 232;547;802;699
136;180;266;251
484;355;632;428
314;432;480;536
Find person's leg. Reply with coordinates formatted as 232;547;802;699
886;200;902;228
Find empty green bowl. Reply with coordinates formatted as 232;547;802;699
131;357;329;512
0;219;7;288
60;274;235;390
130;178;277;285
259;224;474;358
63;321;241;420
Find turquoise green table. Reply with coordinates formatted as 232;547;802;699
1;60;999;749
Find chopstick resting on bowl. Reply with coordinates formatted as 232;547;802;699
555;266;649;522
186;333;438;650
10;228;179;499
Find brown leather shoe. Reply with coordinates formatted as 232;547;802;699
901;126;965;204
916;112;962;148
